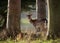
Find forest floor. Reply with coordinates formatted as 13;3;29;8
0;39;60;43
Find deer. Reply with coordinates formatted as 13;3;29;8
27;14;48;40
27;14;47;32
27;14;37;27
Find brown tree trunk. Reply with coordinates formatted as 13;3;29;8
37;0;48;40
37;0;46;19
48;0;60;39
7;0;21;39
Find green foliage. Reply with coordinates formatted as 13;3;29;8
0;0;7;19
0;39;60;43
21;18;30;24
0;0;7;28
0;18;5;27
21;0;36;11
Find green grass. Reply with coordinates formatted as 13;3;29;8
0;39;60;43
21;18;30;24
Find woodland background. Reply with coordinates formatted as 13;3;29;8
0;0;60;43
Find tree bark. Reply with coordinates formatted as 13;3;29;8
7;0;21;39
37;0;46;20
37;0;48;40
49;0;60;39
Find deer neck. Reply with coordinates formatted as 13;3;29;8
28;16;32;20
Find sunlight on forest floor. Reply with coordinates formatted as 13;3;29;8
0;39;60;43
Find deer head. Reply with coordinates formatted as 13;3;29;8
27;14;38;27
27;14;32;20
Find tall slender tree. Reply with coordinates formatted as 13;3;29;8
37;0;48;40
7;0;21;39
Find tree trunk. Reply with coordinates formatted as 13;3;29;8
7;0;21;39
49;0;60;39
37;0;46;19
37;0;48;40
